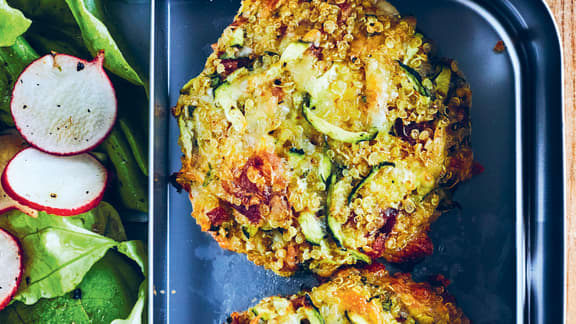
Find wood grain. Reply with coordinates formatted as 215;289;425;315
543;0;574;321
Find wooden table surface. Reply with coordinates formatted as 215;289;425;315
544;0;574;320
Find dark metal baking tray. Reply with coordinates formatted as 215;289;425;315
150;0;564;322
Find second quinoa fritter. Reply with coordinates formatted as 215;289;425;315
174;0;473;276
226;264;469;324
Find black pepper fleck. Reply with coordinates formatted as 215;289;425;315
76;62;85;71
71;288;82;299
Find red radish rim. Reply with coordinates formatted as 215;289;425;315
0;149;108;217
0;228;23;311
10;50;117;156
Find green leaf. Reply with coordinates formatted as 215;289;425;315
0;0;31;47
7;0;77;28
0;36;38;78
0;209;116;305
25;24;89;58
119;118;149;176
117;240;147;273
63;0;144;85
70;201;128;241
0;37;39;119
111;241;148;324
111;281;146;324
102;127;148;213
0;203;147;323
113;240;147;324
0;202;127;305
0;251;143;324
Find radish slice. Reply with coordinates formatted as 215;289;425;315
0;228;23;311
10;51;116;155
0;131;37;218
1;147;108;216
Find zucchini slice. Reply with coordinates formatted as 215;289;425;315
302;101;378;143
397;60;430;97
348;161;395;204
229;28;244;47
326;173;372;264
214;81;247;131
300;294;325;324
346;312;371;324
241;225;258;239
434;66;451;96
319;154;332;183
326;174;344;246
347;250;371;264
298;211;326;245
302;307;325;324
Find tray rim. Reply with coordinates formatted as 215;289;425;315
149;0;566;323
540;0;568;321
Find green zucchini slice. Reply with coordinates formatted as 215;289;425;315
229;28;244;47
348;161;395;204
398;60;430;97
214;81;246;131
298;211;326;245
300;295;325;324
319;154;332;183
326;173;372;264
302;101;378;143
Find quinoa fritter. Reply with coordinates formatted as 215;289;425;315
226;264;469;324
174;0;473;276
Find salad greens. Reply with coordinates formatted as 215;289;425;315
0;251;143;324
8;0;144;85
0;0;149;212
0;37;38;127
0;205;148;323
64;0;144;86
0;0;150;323
0;0;30;47
103;127;149;213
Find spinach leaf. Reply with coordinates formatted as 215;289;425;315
0;251;143;324
64;0;144;85
0;0;31;47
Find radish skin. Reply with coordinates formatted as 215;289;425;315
1;148;108;216
0;228;23;311
10;51;116;156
